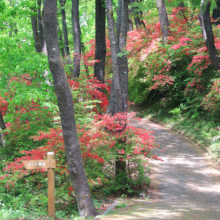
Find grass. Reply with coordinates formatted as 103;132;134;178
115;202;127;209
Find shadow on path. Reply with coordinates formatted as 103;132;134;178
98;119;220;220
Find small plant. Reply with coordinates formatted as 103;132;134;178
115;202;127;209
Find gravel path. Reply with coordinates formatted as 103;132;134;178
132;118;220;220
99;119;220;220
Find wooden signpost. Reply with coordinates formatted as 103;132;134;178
23;152;56;219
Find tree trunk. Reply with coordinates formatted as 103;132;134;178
59;0;70;56
43;0;96;217
129;0;142;28
106;0;124;115
94;0;106;83
156;0;170;44
128;9;134;31
106;0;129;186
72;0;81;78
118;0;129;112
212;0;220;25
31;0;45;53
0;110;5;130
58;22;65;57
199;0;220;71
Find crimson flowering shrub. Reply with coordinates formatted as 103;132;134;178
0;111;159;198
84;38;112;74
127;6;220;117
68;75;111;114
0;96;8;116
0;74;56;163
0;72;159;198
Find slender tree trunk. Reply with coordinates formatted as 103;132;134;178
128;9;134;31
106;0;124;115
129;0;142;28
81;42;89;75
0;110;5;130
106;0;129;186
59;0;70;56
58;22;65;57
118;0;129;112
199;0;220;71
156;0;170;44
43;0;96;217
212;0;220;25
116;0;122;49
31;0;45;53
94;0;106;83
72;0;81;78
116;0;129;184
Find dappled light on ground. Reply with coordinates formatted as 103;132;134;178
98;119;220;219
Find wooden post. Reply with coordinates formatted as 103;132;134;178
47;152;55;219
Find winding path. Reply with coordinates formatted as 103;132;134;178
99;119;220;219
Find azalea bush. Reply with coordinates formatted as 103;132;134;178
0;70;159;213
0;112;158;200
127;6;219;119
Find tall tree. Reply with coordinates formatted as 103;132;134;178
72;0;81;78
58;22;65;57
129;0;143;28
106;0;124;115
0;110;5;130
43;0;96;217
106;0;129;185
31;0;46;53
198;0;220;71
59;0;70;57
212;0;220;25
128;9;134;31
156;0;170;44
94;0;106;83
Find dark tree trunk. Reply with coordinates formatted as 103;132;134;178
59;0;70;56
129;0;142;28
118;0;129;113
81;42;89;75
128;10;134;31
0;110;5;130
72;0;81;78
94;0;106;83
106;0;129;185
106;0;124;115
58;22;65;57
199;0;220;71
156;0;170;44
43;0;96;217
212;0;220;25
31;0;45;53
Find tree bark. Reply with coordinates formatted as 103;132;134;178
59;0;70;56
94;0;106;83
118;0;129;113
212;0;220;25
128;9;134;31
43;0;96;217
106;0;124;115
58;22;65;57
72;0;81;78
106;0;129;186
199;0;220;71
129;0;142;28
156;0;170;44
0;110;5;130
31;0;45;53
